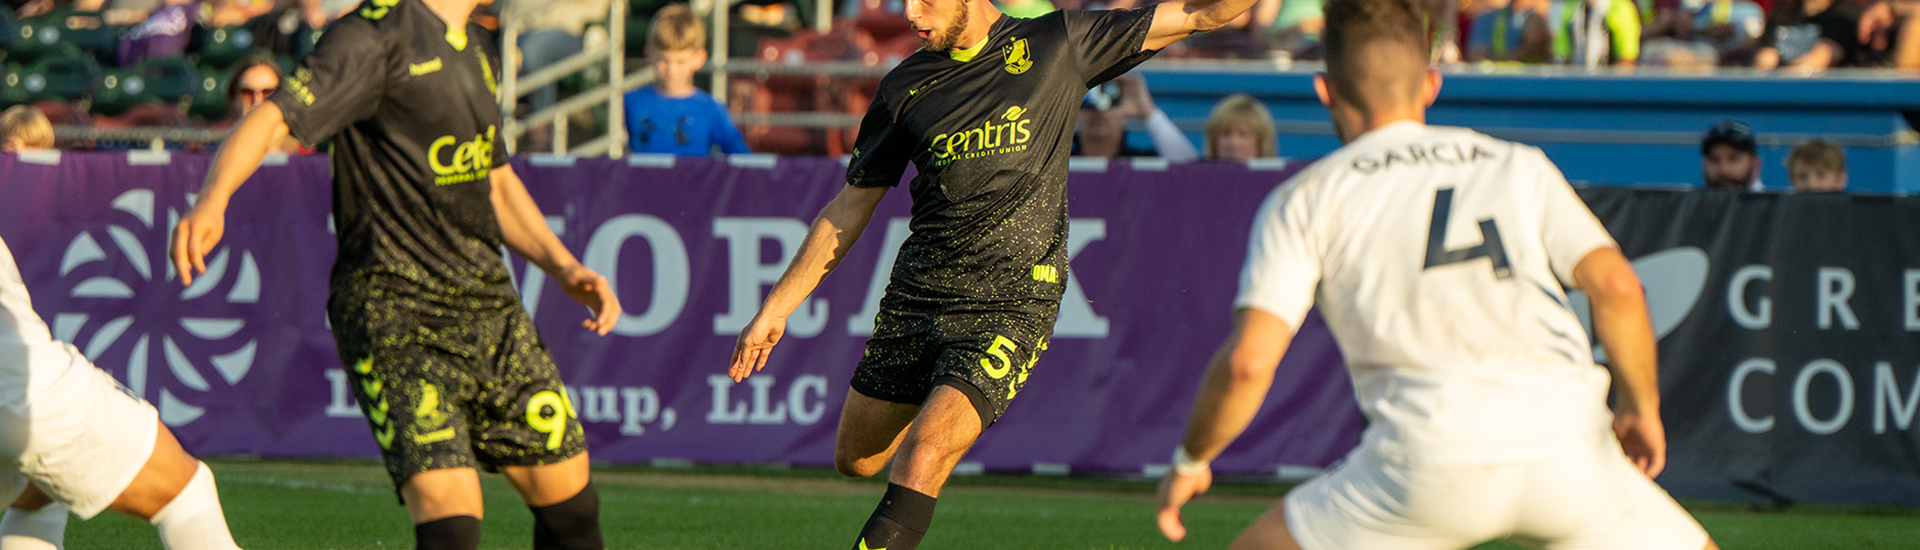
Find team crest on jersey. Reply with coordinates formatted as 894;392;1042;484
1003;38;1033;74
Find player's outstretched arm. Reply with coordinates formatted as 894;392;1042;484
171;102;291;287
729;184;889;382
1573;246;1666;478
1141;0;1262;51
490;164;621;336
1155;307;1293;542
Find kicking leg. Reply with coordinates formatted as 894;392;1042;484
106;421;241;550
833;391;920;478
2;486;66;550
502;453;600;550
1231;502;1305;550
849;385;983;550
402;468;485;550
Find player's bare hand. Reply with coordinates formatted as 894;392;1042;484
1155;466;1212;542
1613;411;1667;478
729;314;786;382
558;264;620;336
169;202;227;287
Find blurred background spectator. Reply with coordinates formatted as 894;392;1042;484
1258;0;1326;59
1469;0;1553;62
1203;93;1277;161
1641;0;1766;66
1073;75;1198;161
1702;119;1762;190
498;0;610;150
2;105;55;151
1755;0;1883;69
625;3;750;155
223;55;306;152
1788;138;1847;191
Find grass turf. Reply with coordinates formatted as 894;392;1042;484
63;459;1920;549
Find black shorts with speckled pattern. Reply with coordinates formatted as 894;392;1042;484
850;299;1058;429
327;280;586;491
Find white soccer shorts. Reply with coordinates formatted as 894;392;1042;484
1284;438;1710;550
0;337;159;519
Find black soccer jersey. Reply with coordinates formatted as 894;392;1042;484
846;8;1157;306
270;0;512;304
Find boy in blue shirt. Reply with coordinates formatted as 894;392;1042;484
625;4;751;155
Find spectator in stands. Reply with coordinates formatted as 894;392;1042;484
1073;75;1199;161
623;4;751;156
1755;0;1883;69
224;56;309;153
1788;139;1847;192
1468;0;1553;62
1702;120;1762;190
499;0;609;111
1;105;54;152
1257;0;1327;59
1203;93;1277;161
1858;0;1920;69
117;0;194;66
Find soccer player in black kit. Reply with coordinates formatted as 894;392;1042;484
725;0;1257;546
169;0;620;547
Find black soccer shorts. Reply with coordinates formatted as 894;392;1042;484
850;299;1058;429
329;290;586;490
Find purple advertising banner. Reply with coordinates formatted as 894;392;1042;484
0;151;1359;477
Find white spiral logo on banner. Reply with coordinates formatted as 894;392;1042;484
49;189;261;426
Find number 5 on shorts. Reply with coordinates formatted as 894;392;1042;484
980;336;1018;379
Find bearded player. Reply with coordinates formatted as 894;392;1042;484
168;0;620;547
1151;0;1718;547
724;0;1260;547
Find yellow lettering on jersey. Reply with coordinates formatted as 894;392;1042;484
428;126;495;185
928;105;1035;167
413;426;456;444
409;57;443;76
1003;37;1033;74
282;68;316;105
417;383;449;430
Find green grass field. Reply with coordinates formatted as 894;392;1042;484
64;459;1920;549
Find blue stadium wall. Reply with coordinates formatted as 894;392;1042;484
1140;65;1920;194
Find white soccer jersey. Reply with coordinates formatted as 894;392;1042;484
1237;121;1621;464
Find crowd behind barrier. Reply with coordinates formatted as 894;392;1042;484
4;0;1917;159
4;151;1920;508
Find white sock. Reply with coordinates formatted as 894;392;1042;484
148;462;242;550
0;502;67;550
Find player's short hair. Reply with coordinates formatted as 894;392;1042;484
648;4;706;53
1205;94;1277;159
1787;139;1845;174
1321;0;1429;112
1;105;54;150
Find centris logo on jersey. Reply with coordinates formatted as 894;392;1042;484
429;126;495;185
929;105;1034;167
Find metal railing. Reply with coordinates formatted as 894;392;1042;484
499;0;629;157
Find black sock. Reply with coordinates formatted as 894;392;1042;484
851;483;937;550
414;515;482;550
530;483;604;550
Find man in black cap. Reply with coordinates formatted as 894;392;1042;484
1702;120;1761;191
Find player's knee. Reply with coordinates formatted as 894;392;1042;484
529;483;602;550
414;515;482;550
835;453;886;478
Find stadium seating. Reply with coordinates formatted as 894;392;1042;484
12;10;120;66
14;48;103;105
92;57;201;116
192;25;262;71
